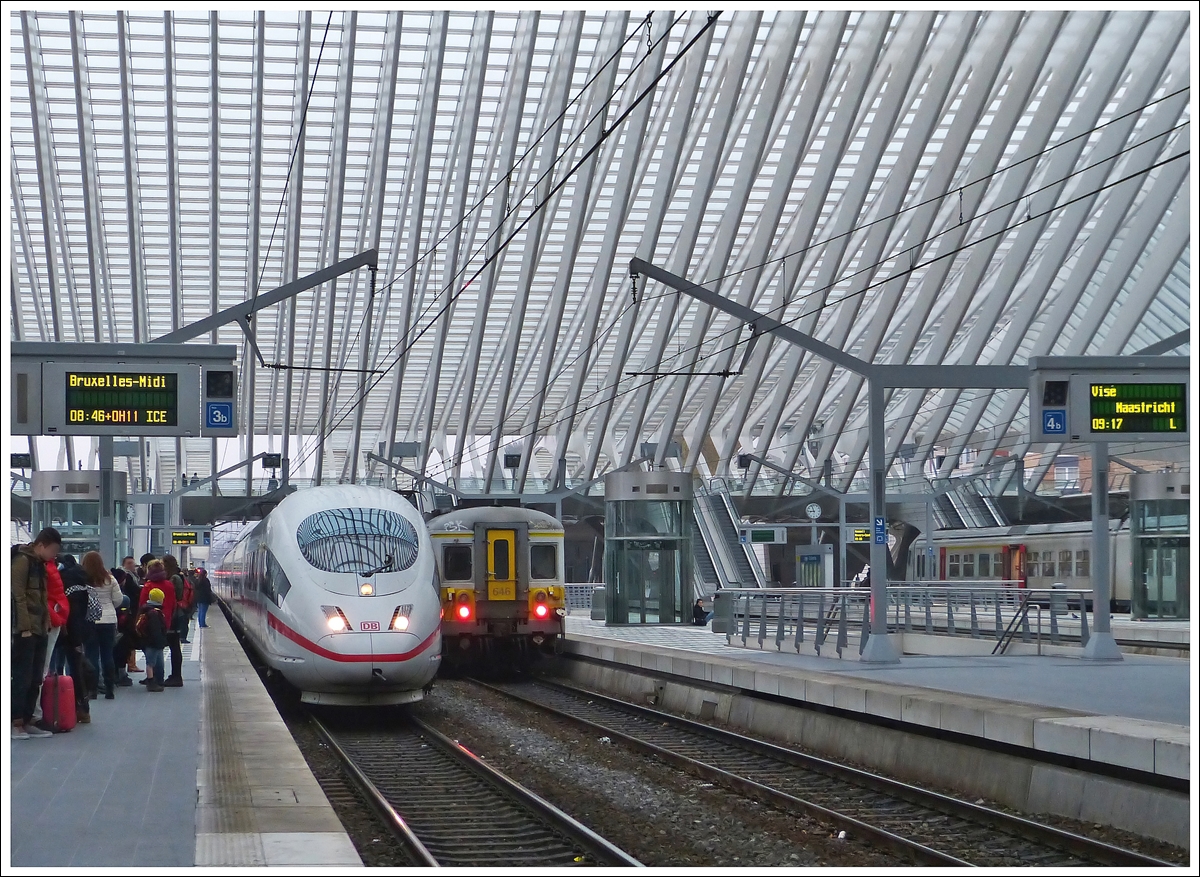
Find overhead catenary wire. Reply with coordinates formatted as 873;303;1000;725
286;13;720;478
406;147;1191;483
282;34;1189;482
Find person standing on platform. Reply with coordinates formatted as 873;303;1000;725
163;553;192;647
10;527;61;740
58;554;95;723
139;560;182;687
136;589;169;693
121;556;140;588
30;553;70;731
194;568;214;629
82;551;123;700
136;552;156;583
114;567;143;684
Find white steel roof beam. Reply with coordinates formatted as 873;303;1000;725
313;12;357;484
590;12;718;475
818;13;1060;487
657;13;806;474
903;12;1112;477
241;13;266;493
722;12;892;490
706;11;848;464
620;13;759;469
348;12;404;483
20;12;63;342
451;13;540;480
377;13;448;462
479;13;584;491
417;13;496;461
760;11;947;494
516;12;630;493
277;12;312;481
962;22;1188;479
555;11;676;479
116;11;148;344
69;11;106;342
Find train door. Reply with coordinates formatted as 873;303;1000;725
1001;544;1026;588
487;529;517;602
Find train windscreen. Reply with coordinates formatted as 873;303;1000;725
296;508;420;574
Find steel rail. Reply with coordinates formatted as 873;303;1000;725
313;710;641;867
473;678;1174;868
311;713;439;867
409;715;643;868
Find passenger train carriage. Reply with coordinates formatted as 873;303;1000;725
429;506;566;670
215;486;441;705
909;520;1133;612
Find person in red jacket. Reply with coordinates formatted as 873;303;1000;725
30;560;71;732
138;560;181;686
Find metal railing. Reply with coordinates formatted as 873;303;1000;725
712;585;1095;657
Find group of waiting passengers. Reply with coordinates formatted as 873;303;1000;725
11;526;215;739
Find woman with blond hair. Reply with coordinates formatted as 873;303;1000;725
81;551;124;699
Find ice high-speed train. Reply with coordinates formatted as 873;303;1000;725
214;485;441;705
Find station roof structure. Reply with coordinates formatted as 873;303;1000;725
8;9;1193;494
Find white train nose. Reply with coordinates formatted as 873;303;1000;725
312;630;437;686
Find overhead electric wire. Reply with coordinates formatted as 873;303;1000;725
286;38;1185;483
287;12;719;477
328;11;676;377
301;141;1190;484
412;145;1190;482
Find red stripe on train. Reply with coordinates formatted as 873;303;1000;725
267;612;438;662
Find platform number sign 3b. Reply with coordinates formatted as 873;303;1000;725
1042;409;1066;436
206;402;233;429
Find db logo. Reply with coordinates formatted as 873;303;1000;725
359;621;380;631
206;402;233;428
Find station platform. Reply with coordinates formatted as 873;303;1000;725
559;617;1192;782
9;610;361;868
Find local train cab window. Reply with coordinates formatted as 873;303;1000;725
978;552;990;578
530;544;557;580
443;545;472;581
948;554;960;577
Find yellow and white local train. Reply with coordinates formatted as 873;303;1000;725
428;506;566;669
215;485;442;705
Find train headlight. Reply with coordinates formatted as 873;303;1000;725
321;605;350;632
389;604;413;631
360;582;375;596
534;604;548;619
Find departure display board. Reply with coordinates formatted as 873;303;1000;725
65;371;178;427
1089;383;1186;435
171;530;199;545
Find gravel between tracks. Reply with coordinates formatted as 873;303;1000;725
412;679;906;868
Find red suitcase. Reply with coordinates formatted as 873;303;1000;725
40;673;76;733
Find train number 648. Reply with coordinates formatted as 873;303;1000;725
359;621;381;631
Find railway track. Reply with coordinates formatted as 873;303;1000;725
473;678;1174;868
311;711;641;867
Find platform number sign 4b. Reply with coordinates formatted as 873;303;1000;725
1042;409;1066;435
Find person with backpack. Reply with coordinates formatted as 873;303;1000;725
57;554;96;723
112;567;142;685
162;552;192;665
82;551;124;700
136;589;169;693
11;527;62;740
138;560;181;687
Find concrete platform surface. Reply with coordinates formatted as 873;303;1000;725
562;617;1192;782
9;610;361;868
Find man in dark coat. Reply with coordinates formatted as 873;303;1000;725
11;527;62;739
